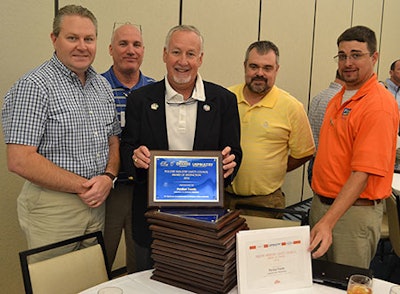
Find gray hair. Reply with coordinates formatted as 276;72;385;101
164;25;204;52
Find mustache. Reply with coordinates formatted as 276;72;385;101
251;76;267;83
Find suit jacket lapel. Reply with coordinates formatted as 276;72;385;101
194;89;217;149
146;81;169;149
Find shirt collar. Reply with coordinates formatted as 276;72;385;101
347;73;378;101
386;78;400;94
334;73;378;105
107;66;150;91
107;66;129;90
51;53;96;82
237;84;278;108
165;73;206;103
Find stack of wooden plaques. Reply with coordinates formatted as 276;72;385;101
145;208;248;294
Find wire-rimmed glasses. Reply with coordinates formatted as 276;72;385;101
333;52;371;63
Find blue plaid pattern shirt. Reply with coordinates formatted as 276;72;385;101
102;67;156;130
101;67;155;182
2;54;121;179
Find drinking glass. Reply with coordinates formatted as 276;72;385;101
347;274;373;294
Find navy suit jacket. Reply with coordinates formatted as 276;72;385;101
120;79;242;246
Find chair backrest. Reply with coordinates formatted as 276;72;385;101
235;203;308;226
19;231;111;294
386;193;400;257
241;214;300;229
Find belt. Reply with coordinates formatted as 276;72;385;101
225;189;282;198
317;195;381;206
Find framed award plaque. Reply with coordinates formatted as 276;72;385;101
148;150;224;207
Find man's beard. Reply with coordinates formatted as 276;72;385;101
247;77;270;94
173;74;192;84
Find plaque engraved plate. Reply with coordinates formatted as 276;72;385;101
148;151;224;207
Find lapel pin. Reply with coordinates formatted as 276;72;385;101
151;103;159;110
203;104;211;112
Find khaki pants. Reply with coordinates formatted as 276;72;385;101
224;189;285;218
309;193;383;269
17;181;105;262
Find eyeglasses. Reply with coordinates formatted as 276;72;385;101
112;22;142;34
333;52;371;63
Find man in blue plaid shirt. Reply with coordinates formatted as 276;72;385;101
101;23;155;273
1;5;121;261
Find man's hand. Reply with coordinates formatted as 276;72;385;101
78;175;113;207
221;146;236;178
309;219;333;258
308;171;369;258
133;145;151;169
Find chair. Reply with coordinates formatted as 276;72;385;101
19;231;111;294
235;203;309;225
235;203;309;229
386;192;400;257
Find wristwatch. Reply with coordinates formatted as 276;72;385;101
102;172;117;189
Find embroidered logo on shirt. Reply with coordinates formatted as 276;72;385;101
342;108;351;116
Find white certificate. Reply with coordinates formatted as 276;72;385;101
236;226;312;294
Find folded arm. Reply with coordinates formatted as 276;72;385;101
6;143;88;194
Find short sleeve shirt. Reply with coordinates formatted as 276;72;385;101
2;54;121;179
227;84;315;195
312;74;399;199
101;67;156;129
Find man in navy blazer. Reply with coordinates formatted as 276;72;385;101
120;25;242;271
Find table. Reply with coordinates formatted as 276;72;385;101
79;269;396;293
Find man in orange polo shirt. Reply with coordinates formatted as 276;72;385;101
309;26;399;269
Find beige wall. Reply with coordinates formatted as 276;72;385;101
1;0;399;292
1;2;54;293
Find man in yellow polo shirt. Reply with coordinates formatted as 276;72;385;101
225;40;315;216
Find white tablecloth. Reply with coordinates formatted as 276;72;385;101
79;269;396;294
